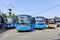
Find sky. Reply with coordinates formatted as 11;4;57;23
0;0;60;18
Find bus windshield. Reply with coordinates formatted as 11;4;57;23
56;19;60;22
48;20;55;24
5;18;13;24
56;21;60;22
35;17;45;24
17;15;31;25
18;20;31;24
56;20;60;24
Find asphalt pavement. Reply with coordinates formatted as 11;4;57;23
0;28;60;40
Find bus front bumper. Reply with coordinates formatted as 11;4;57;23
34;25;46;29
16;26;33;31
4;24;15;29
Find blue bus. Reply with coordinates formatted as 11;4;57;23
4;17;16;29
34;16;46;29
0;15;4;29
16;15;34;32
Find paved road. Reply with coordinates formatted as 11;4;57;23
0;29;8;38
0;29;7;35
0;28;60;40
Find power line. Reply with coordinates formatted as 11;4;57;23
33;4;60;15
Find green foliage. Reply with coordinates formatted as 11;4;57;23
7;15;11;18
2;13;7;18
11;14;17;19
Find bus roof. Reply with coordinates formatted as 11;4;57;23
35;16;44;18
17;15;32;18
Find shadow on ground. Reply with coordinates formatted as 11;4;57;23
53;38;60;40
53;34;60;40
0;29;9;38
0;29;8;35
0;28;15;35
0;28;16;38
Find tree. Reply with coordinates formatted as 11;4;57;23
2;13;7;18
11;14;17;24
54;16;59;20
8;8;12;16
